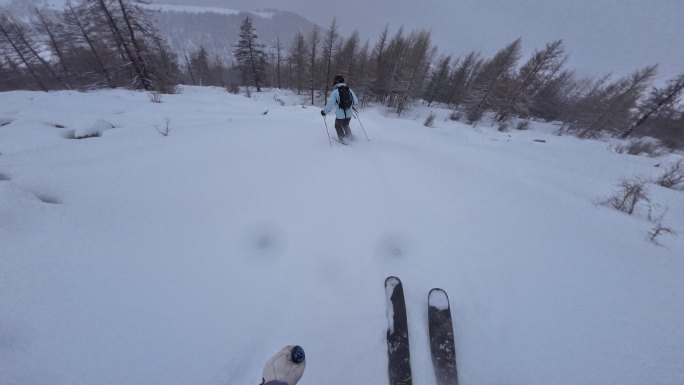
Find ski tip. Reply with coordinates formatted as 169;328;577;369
385;276;401;285
428;288;450;310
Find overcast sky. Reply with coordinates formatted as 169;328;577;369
148;0;682;83
1;0;679;83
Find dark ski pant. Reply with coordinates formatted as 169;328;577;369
334;118;352;140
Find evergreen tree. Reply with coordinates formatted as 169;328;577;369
445;51;482;108
464;38;522;123
62;0;116;88
394;29;434;115
528;69;575;121
621;73;684;139
567;66;658;138
321;18;339;102
355;40;371;107
338;30;360;78
0;13;49;91
423;54;451;106
287;31;307;94
306;25;320;105
233;16;268;92
275;37;283;89
496;39;567;123
369;25;391;102
190;46;210;85
33;7;71;82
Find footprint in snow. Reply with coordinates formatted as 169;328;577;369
374;231;410;260
34;193;61;204
243;222;286;261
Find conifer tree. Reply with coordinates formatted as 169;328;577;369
445;51;482;108
190;46;210;85
306;25;320;105
464;38;522;123
568;66;657;138
287;31;307;94
496;39;566;123
424;54;451;106
621;73;684;138
321;18;339;102
233;16;268;92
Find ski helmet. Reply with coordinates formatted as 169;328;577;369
333;75;345;85
290;345;305;364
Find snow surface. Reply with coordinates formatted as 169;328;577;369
385;276;400;334
429;289;449;311
1;86;683;385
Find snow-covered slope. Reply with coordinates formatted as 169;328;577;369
1;87;682;385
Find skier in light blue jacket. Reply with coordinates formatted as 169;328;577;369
321;75;359;143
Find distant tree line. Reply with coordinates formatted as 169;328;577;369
1;3;682;149
222;18;683;149
0;0;180;93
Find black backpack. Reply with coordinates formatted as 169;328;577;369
337;85;353;110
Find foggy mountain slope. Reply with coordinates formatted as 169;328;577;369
0;0;318;64
152;5;318;62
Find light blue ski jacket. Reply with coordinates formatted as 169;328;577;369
322;83;359;120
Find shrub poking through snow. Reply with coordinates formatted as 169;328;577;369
149;90;163;103
647;210;676;246
604;177;650;215
226;83;240;94
424;112;436;127
449;111;462;121
497;119;511;132
655;160;684;189
155;117;172;137
516;120;530;130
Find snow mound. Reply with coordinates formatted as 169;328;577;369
72;119;114;139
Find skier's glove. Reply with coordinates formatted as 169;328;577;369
320;111;326;116
262;345;306;385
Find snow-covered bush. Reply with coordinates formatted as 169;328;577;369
516;120;530;130
613;137;668;157
149;91;163;103
497;119;511;132
226;83;240;94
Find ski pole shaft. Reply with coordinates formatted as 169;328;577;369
323;116;332;147
353;109;370;142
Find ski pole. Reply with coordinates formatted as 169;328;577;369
352;107;370;142
323;116;332;147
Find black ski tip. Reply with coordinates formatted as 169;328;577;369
428;288;450;310
429;287;448;297
385;276;401;285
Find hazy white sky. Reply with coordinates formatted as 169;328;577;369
151;0;682;83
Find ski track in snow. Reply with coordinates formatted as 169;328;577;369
0;86;683;385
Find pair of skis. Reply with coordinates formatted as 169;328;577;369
385;276;458;385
